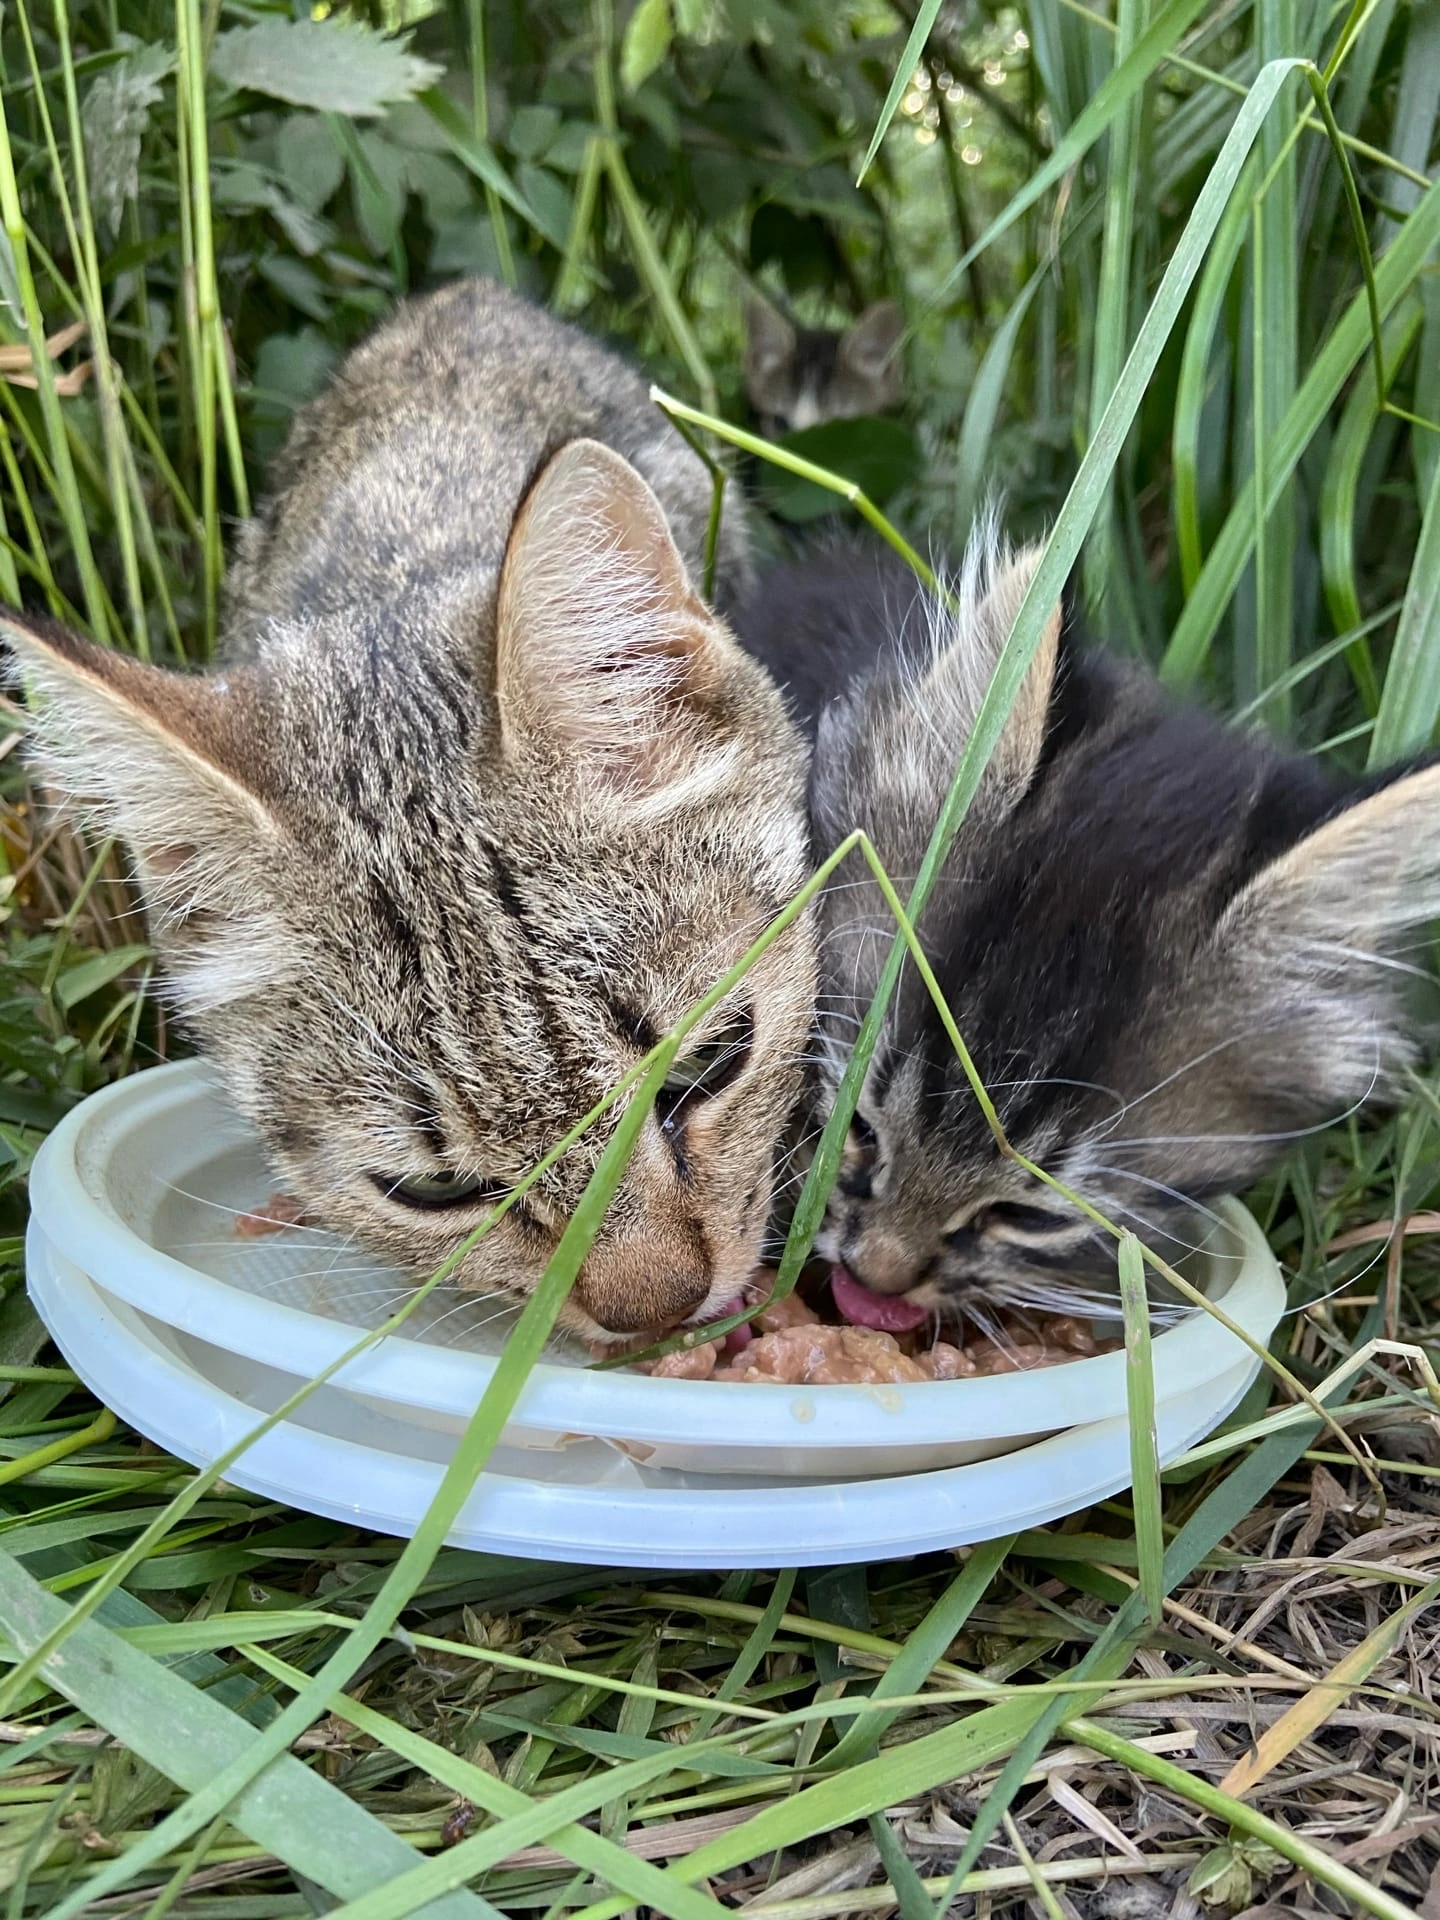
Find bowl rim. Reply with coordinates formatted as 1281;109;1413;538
28;1058;1287;1450
29;1231;1263;1568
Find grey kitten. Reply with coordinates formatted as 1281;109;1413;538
745;300;904;437
735;537;1440;1325
5;280;817;1343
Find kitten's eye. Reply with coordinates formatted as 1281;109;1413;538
837;1110;880;1201
656;1008;754;1122
373;1171;505;1211
980;1202;1070;1237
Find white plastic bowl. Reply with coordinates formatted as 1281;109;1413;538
27;1060;1286;1480
28;1234;1261;1568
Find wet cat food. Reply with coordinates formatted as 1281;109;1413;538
235;1193;311;1236
639;1271;1114;1386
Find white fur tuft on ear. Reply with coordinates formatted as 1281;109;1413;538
494;438;743;807
2;610;294;1014
900;526;1062;820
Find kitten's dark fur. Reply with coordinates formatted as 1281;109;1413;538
745;301;904;437
736;538;1440;1326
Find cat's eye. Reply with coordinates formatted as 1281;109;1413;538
980;1202;1070;1237
837;1111;879;1200
374;1170;506;1211
655;1008;754;1128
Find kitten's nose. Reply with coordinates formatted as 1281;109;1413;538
844;1232;917;1297
574;1260;711;1334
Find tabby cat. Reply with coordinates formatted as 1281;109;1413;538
736;537;1440;1327
5;280;817;1342
745;300;905;437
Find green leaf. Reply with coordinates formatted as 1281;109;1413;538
1369;449;1440;763
515;161;574;251
505;103;561;160
53;945;150;1012
349;129;409;256
418;87;547;232
0;1085;73;1131
621;0;673;93
82;43;173;237
209;20;443;118
761;418;922;523
273;112;346;214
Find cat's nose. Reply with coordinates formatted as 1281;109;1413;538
843;1231;918;1297
574;1260;711;1334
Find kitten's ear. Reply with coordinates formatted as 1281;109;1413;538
745;301;796;381
1;609;282;965
1220;763;1440;958
919;542;1062;812
494;439;738;804
839;301;903;382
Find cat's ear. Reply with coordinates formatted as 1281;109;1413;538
1207;763;1440;1107
1;609;283;974
745;301;796;383
493;439;739;804
919;542;1063;812
839;301;903;387
1220;763;1440;959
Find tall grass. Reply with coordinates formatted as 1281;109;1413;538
0;0;1435;1913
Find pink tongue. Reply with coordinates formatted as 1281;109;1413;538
702;1293;755;1360
831;1266;929;1333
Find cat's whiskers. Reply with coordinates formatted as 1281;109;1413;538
1072;1164;1232;1239
1098;1058;1382;1152
152;1178;352;1243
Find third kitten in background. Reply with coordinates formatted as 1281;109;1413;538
735;539;1440;1328
745;300;904;437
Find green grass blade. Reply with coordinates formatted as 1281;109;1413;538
1318;300;1419;704
1368;448;1440;763
1082;0;1147;613
689;1566;797;1741
247;1647;736;1920
953;262;1045;545
1417;275;1440;498
1246;15;1298;729
929;0;1216;305
0;108;107;636
1162;173;1440;687
857;0;944;186
867;1811;939;1920
1117;1233;1163;1628
822;1534;1013;1771
1069;1714;1419;1920
1172;163;1253;594
0;1554;491;1920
